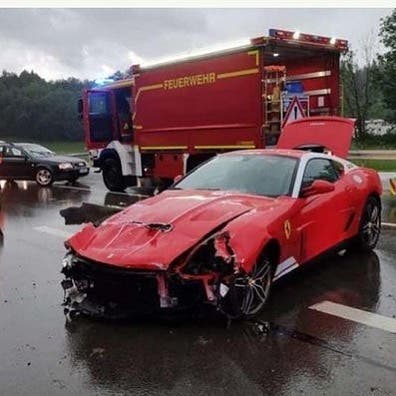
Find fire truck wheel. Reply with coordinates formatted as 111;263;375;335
102;158;126;192
35;167;54;187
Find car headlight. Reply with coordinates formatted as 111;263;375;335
58;163;73;170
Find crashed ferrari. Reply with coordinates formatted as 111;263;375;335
61;117;382;319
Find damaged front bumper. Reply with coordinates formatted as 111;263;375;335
61;252;224;319
61;231;242;319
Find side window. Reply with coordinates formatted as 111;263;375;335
332;160;345;178
3;146;23;157
89;92;110;115
302;158;339;187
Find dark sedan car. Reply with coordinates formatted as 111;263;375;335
0;142;89;186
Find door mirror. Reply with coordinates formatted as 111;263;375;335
301;179;335;198
174;174;183;183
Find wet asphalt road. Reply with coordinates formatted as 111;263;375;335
0;174;396;396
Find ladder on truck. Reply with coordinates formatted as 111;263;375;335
263;65;286;146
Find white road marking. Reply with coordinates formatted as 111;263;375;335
309;300;396;334
34;226;72;239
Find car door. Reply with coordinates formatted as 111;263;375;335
295;157;350;262
84;89;117;149
2;145;28;179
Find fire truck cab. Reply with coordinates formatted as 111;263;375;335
80;29;348;192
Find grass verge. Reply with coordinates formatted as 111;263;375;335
42;141;85;154
351;159;396;172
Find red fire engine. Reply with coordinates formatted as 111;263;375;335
80;28;348;191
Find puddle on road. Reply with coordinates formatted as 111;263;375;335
60;192;147;225
60;202;122;225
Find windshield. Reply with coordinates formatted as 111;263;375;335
175;154;298;197
18;144;55;157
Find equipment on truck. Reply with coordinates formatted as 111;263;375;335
79;28;348;192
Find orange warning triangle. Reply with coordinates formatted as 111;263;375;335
282;96;306;127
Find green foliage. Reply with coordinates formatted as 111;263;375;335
341;10;396;141
341;49;380;139
352;129;396;149
0;70;92;142
378;9;396;122
351;158;396;171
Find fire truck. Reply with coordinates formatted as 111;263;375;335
79;28;348;191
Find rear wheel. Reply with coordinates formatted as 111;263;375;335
36;168;53;187
354;196;381;251
219;254;274;319
102;158;126;192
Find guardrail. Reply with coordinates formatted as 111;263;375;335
348;150;396;160
68;152;88;157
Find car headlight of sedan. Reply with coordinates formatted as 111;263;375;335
58;162;73;170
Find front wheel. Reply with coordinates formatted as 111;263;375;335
219;254;274;320
36;168;53;187
354;196;381;251
102;158;126;192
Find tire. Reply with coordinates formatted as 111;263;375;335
219;253;274;320
354;196;381;251
102;158;126;192
35;168;54;187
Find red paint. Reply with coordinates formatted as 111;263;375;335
278;116;355;158
83;29;347;179
67;147;382;306
154;153;184;179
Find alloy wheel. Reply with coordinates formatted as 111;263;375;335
36;169;52;186
362;199;381;247
232;258;273;317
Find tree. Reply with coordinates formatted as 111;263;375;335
0;70;92;142
378;9;396;122
341;33;378;139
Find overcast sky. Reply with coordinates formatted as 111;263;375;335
0;8;392;80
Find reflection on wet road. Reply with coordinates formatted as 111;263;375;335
0;174;395;395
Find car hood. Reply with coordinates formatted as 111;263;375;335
277;116;355;158
67;189;277;271
38;155;86;164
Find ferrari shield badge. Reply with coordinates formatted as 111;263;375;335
284;220;291;239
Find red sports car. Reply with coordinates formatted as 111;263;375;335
61;117;382;319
